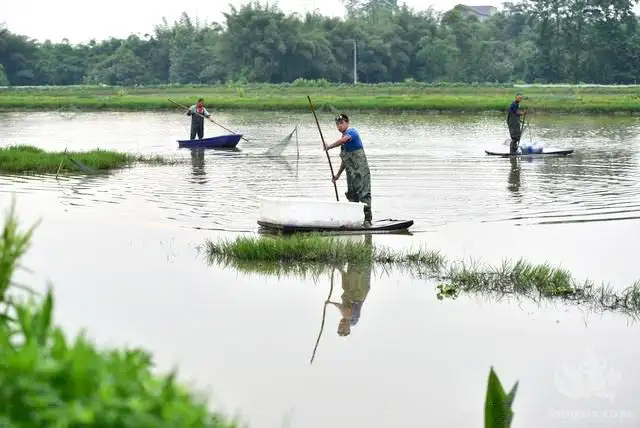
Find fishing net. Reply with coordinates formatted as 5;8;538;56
264;125;299;156
69;157;98;174
55;148;100;179
56;105;80;120
262;102;341;156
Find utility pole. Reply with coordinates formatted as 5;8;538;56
353;40;357;84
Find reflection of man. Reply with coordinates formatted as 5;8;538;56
190;148;205;173
507;156;521;193
329;236;373;336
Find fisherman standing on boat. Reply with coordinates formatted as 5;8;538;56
507;93;527;154
324;113;372;227
186;98;211;140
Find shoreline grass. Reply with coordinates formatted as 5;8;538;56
205;234;640;318
0;145;174;173
2;83;640;114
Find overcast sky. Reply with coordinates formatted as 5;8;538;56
2;0;506;43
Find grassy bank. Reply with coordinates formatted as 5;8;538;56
205;234;640;317
0;145;171;173
2;82;640;114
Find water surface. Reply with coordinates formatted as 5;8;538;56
2;110;640;427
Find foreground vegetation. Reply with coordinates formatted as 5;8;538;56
0;201;239;427
2;83;640;114
0;145;170;173
1;0;639;87
206;234;640;317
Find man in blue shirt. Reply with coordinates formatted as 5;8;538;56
324;113;372;226
507;93;527;154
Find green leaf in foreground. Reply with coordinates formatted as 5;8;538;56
484;367;519;428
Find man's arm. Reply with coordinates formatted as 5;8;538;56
332;161;345;182
326;132;352;150
517;104;526;116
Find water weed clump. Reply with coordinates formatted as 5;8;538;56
206;234;445;271
205;234;640;317
435;258;640;316
0;201;240;427
0;145;174;173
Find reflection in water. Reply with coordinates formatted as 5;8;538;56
508;157;521;194
310;235;373;363
329;259;372;337
189;148;207;185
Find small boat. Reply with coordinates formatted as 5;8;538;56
257;196;413;234
177;134;242;149
485;148;574;157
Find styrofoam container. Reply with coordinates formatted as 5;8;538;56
258;196;365;227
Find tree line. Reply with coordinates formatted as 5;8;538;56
1;0;639;86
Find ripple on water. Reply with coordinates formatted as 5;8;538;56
1;112;639;231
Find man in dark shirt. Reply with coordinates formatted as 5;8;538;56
507;93;527;154
186;98;211;140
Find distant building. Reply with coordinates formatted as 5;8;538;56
453;4;498;21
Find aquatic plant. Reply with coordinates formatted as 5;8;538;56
435;258;640;317
0;145;175;174
205;234;445;271
0;200;240;427
204;234;640;318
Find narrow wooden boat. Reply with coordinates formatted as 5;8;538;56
177;134;242;149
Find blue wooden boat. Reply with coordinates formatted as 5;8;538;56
177;134;242;149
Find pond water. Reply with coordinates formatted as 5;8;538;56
1;110;640;427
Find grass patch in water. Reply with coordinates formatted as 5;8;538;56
2;83;640;114
439;259;640;316
205;233;445;270
0;144;173;173
205;234;640;317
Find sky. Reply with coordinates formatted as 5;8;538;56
1;0;506;44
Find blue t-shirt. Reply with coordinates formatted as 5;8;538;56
342;127;364;152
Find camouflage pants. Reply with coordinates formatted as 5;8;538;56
340;148;372;222
508;122;521;154
190;118;204;139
